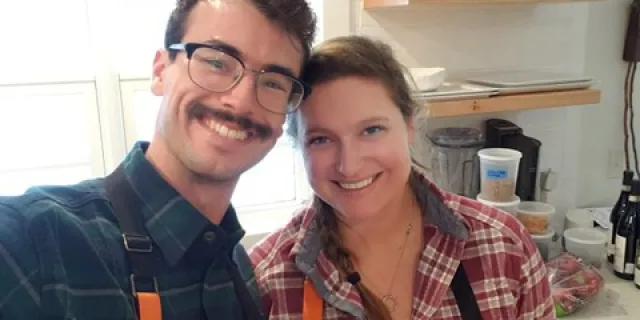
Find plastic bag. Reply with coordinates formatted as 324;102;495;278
545;253;605;317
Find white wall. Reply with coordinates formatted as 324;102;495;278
580;0;632;207
349;0;634;231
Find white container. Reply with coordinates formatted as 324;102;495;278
563;227;607;268
476;194;520;215
516;201;555;235
477;148;522;202
531;228;555;261
565;208;594;229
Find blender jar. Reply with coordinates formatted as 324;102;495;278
427;127;485;198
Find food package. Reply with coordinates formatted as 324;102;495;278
546;253;605;317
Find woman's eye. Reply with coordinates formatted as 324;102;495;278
363;125;384;135
307;136;328;146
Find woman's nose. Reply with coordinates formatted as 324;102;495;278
336;144;363;178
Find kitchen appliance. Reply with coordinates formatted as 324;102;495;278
427;127;485;198
484;119;541;201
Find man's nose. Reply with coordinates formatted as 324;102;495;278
218;73;257;113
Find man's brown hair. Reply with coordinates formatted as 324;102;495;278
164;0;317;62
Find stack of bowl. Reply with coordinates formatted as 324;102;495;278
516;201;556;261
473;147;558;261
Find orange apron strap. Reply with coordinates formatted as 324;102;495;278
137;292;162;320
302;278;323;320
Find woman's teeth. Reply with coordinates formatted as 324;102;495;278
206;119;248;141
339;176;376;190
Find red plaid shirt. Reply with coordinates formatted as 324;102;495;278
249;175;555;319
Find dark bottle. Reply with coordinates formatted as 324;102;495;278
608;170;634;265
613;179;640;280
635;248;640;289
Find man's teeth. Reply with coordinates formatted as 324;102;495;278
206;119;248;141
339;176;375;190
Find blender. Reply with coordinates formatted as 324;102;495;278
426;127;485;198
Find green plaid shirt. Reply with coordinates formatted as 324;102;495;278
0;142;260;319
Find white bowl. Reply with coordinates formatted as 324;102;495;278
476;194;520;215
409;67;446;92
563;227;606;268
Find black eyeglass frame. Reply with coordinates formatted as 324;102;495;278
168;42;311;114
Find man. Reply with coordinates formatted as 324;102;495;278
0;0;315;319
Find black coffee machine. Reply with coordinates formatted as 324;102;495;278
484;119;541;201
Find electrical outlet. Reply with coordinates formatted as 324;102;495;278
607;149;625;179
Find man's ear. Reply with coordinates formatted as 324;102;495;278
151;49;169;96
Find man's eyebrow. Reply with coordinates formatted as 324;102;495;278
203;39;242;58
203;38;298;78
264;65;297;78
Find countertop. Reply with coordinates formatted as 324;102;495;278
567;265;638;319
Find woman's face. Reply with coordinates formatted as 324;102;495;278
296;76;414;222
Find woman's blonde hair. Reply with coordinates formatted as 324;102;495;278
287;35;424;320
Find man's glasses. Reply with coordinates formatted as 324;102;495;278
168;43;310;114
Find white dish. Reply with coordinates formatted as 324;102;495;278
408;68;447;92
412;82;497;98
491;80;593;95
419;92;494;102
466;71;593;88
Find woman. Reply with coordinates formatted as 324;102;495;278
248;35;554;320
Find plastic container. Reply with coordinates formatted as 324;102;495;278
564;208;594;230
477;148;522;202
516;201;555;235
476;194;520;215
563;227;607;268
531;228;555;261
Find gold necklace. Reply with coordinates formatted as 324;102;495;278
358;222;413;313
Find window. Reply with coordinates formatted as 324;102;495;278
0;83;103;195
0;0;351;233
0;0;103;196
0;0;94;84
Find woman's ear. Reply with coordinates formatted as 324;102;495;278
407;118;415;145
151;49;169;96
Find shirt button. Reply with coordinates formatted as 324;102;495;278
203;231;216;243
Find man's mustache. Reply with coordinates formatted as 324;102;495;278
190;103;273;139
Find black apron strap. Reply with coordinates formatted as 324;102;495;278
104;165;161;320
104;164;264;320
224;255;266;320
451;263;483;320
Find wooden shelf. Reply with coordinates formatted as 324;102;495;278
364;0;600;8
425;89;600;118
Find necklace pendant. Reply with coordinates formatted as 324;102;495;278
381;294;397;312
